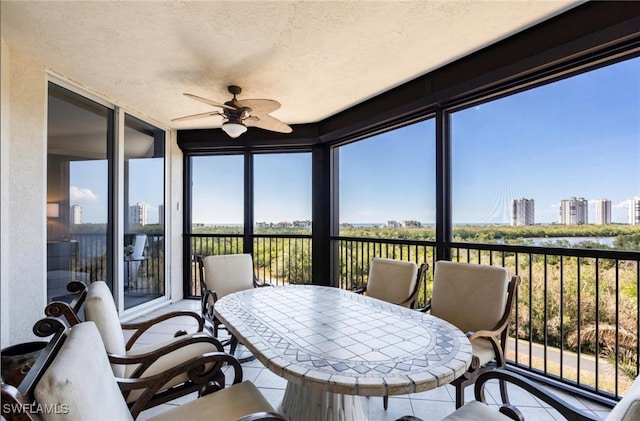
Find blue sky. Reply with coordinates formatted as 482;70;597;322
71;56;639;226
70;158;163;224
451;56;640;224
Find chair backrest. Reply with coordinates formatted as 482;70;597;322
365;257;419;307
202;254;256;299
606;373;640;421
83;281;127;377
34;322;134;421
132;234;147;259
430;261;510;334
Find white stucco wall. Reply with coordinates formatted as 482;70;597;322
1;38;12;348
0;40;184;345
1;42;48;346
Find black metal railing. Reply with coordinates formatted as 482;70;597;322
336;236;436;307
187;233;312;297
185;232;639;403
63;232;165;296
449;242;640;403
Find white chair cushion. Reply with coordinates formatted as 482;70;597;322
606;374;640;421
366;257;418;307
84;281;127;377
149;380;276;421
202;254;256;299
124;333;220;402
34;322;134;421
441;400;512;421
471;338;496;366
430;261;509;333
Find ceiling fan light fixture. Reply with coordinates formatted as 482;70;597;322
221;121;247;138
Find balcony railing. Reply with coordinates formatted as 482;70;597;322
60;232;165;296
450;242;640;404
185;232;640;404
188;233;312;297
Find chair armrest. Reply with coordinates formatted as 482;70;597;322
117;351;243;419
109;333;225;379
43;301;82;326
65;280;88;313
43;281;87;326
474;369;599;421
353;286;366;295
122;310;206;350
486;275;521;339
254;278;273;288
415;300;431;313
32;316;70;338
236;412;287;421
465;329;503;366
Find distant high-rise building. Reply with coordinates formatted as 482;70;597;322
158;204;164;224
595;199;611;225
629;197;640;225
70;204;83;224
559;197;588;225
129;202;148;226
511;198;535;226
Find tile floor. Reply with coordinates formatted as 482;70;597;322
132;299;612;421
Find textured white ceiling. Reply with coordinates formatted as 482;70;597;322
1;1;580;130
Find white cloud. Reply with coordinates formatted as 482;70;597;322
70;186;99;203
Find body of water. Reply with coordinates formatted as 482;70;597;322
526;237;616;247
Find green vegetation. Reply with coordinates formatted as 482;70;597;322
192;223;640;395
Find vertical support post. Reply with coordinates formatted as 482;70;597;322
312;143;333;286
182;153;193;299
244;148;254;255
435;108;451;262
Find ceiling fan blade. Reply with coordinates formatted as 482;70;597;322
171;111;223;122
183;93;236;110
235;98;281;114
245;113;292;133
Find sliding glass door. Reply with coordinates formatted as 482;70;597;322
122;115;165;309
47;83;113;300
47;82;167;311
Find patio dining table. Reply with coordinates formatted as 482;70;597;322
214;285;472;421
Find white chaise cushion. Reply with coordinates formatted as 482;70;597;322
150;380;276;421
34;322;133;421
124;333;220;403
606;374;640;421
83;281;127;377
366;257;418;307
441;400;512;421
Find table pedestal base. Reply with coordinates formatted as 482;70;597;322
278;382;367;421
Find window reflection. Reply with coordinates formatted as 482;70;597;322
123;115;165;309
47;83;112;302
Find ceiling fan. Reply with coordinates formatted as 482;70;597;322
172;85;292;138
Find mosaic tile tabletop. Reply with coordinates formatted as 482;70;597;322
215;285;472;396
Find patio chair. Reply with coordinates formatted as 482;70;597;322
125;233;148;289
423;260;520;409
1;321;285;421
398;368;640;421
354;257;427;309
79;280;227;407
197;253;271;359
354;257;427;409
